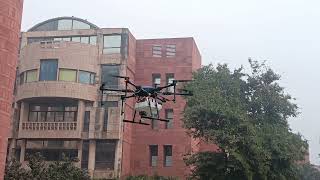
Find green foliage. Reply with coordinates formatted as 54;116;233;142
183;60;308;180
297;164;320;180
125;175;178;180
5;153;90;180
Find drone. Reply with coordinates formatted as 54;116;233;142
99;75;192;125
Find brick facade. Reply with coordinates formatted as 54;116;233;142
0;0;23;179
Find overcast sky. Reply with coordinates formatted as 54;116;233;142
22;0;320;164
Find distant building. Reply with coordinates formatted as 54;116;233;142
0;0;23;179
6;17;215;179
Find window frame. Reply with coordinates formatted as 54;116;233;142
149;145;158;167
39;59;58;81
28;103;78;122
165;109;174;129
103;34;122;54
163;145;173;167
101;65;120;88
166;44;176;57
152;45;162;57
166;73;175;92
58;68;77;82
78;70;95;85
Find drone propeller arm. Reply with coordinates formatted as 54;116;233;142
100;87;135;93
161;92;193;96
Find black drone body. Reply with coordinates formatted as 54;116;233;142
99;75;192;126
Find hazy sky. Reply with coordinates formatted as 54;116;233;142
22;0;320;164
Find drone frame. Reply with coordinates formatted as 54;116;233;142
99;75;192;125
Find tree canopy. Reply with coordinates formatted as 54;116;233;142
183;60;308;180
5;153;90;180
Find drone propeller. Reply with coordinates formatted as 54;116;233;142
173;79;193;83
111;75;129;79
101;88;135;93
161;92;193;96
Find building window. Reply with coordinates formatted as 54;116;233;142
89;36;97;45
166;44;176;57
59;69;77;82
28;103;77;122
152;45;162;57
25;70;37;83
71;36;81;42
57;19;72;30
164;145;172;167
149;145;158;167
72;20;90;30
80;36;89;44
83;111;90;132
25;140;78;161
79;71;95;84
39;59;58;81
102;101;118;131
166;73;174;92
152;73;161;87
103;35;121;54
101;65;120;88
95;140;116;170
19;72;24;85
81;140;89;169
165;109;173;129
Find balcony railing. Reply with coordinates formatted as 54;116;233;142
22;122;77;131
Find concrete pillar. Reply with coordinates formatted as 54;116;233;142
88;140;96;177
77;140;83;168
19;139;26;163
77;100;85;133
19;102;29;131
7;139;16;162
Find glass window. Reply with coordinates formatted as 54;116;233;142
71;37;81;42
58;19;72;30
149;145;158;167
152;74;161;87
79;71;95;84
103;35;121;54
39;59;58;81
81;140;89;169
59;69;77;82
54;37;62;41
72;20;90;29
62;37;71;41
166;73;175;93
83;111;90;132
26;70;37;82
19;72;24;85
165;109;173;129
102;101;118;131
164;145;173;167
101;65;120;88
80;36;89;44
166;44;176;57
28;103;77;122
89;36;97;45
152;45;162;57
95;140;116;170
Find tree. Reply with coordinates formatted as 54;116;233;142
5;153;90;180
183;60;308;180
297;164;320;180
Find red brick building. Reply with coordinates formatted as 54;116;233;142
0;0;23;179
8;16;213;179
123;38;201;178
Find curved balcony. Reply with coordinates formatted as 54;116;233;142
18;122;80;139
15;81;97;102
